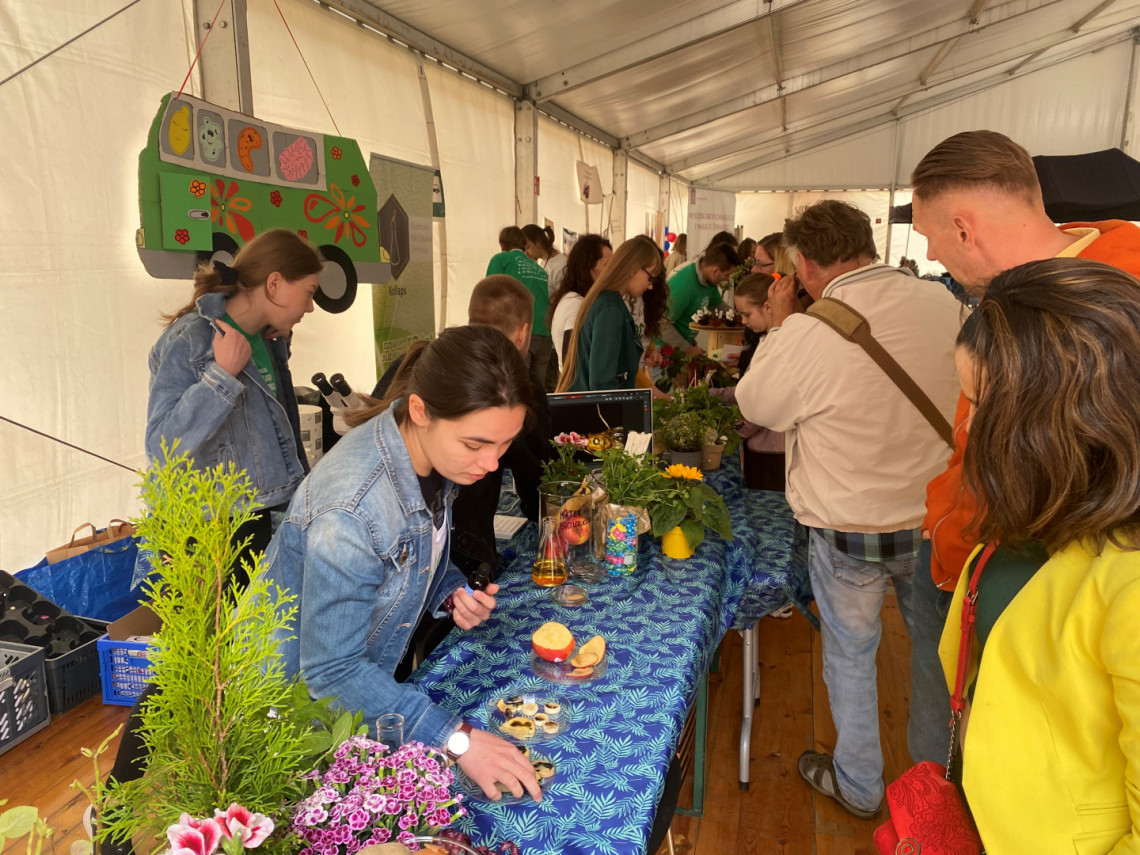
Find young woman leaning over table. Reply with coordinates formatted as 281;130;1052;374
943;257;1140;854
264;325;544;802
556;235;667;393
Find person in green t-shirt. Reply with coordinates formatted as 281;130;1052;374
663;242;740;353
556;236;667;393
487;225;554;390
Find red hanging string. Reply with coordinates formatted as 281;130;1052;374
272;0;341;134
177;0;227;99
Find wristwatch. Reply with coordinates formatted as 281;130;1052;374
445;722;473;761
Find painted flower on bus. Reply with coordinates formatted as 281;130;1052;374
210;179;255;242
303;184;370;247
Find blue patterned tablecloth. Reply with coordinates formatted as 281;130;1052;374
410;460;809;855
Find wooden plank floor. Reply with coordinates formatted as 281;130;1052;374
0;601;911;855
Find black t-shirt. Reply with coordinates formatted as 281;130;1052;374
417;470;446;529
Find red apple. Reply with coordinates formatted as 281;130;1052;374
532;621;576;663
559;512;591;546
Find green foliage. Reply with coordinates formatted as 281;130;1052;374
541;441;596;485
659;411;705;453
96;442;325;855
0;802;51;855
598;449;669;508
654;384;743;455
649;475;733;552
656;349;735;392
593;449;733;552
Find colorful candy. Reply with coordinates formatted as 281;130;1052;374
605;512;638;575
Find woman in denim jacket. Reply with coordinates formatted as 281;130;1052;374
265;325;545;801
145;229;322;581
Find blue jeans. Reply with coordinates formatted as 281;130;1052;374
808;531;952;811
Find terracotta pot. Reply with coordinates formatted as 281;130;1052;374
661;526;695;560
700;442;725;471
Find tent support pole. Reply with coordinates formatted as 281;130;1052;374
611;150;629;243
885;118;902;265
1122;29;1140;157
194;0;253;114
515;100;538;227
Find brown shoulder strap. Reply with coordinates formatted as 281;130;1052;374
806;297;954;447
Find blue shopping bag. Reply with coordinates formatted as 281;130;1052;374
16;528;144;621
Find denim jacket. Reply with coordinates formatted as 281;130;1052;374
145;292;308;509
263;404;469;749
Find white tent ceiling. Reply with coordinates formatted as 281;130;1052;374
331;0;1140;188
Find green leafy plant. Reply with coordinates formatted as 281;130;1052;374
650;464;733;551
660;411;705;453
597;448;669;508
0;801;52;855
654;384;742;454
94;442;340;855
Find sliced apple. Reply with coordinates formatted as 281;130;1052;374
570;651;599;668
569;666;594;678
578;634;606;663
532;621;576;662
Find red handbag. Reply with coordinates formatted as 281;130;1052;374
872;544;995;855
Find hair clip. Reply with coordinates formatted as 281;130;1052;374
213;260;239;286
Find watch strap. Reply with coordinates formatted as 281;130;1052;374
445;721;473;760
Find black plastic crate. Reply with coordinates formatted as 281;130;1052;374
44;618;109;714
0;641;51;755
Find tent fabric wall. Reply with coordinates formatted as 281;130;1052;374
247;0;432;396
736;190;892;261
536;115;614;246
626;160;662;243
669;176;689;236
0;0;198;572
420;61;515;326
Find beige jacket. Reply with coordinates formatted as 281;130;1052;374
736;264;962;533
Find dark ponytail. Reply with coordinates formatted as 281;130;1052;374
522;223;555;256
346;326;536;429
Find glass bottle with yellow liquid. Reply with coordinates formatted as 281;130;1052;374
532;517;568;587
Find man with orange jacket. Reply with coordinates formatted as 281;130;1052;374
911;130;1140;591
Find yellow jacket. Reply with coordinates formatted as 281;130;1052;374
939;541;1140;854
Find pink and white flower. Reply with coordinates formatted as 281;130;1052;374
213;804;275;848
167;815;223;855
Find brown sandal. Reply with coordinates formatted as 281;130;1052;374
797;750;881;819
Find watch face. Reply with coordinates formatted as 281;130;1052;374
448;729;471;756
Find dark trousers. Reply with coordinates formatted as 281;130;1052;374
742;447;786;492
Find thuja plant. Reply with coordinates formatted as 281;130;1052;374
95;443;330;855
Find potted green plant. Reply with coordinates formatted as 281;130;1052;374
659;411;705;467
649;463;733;559
93;443;358;855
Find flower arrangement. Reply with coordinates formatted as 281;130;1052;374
291;736;465;854
161;805;274;855
656;347;735;391
649;463;732;551
691;307;741;328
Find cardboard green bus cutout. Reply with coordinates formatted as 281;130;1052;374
136;92;390;312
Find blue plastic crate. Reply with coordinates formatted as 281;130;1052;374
96;634;154;706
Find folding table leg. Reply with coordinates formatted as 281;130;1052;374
739;624;756;790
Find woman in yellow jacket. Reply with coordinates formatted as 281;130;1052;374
942;257;1140;854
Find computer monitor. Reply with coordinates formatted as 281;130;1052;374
546;388;653;441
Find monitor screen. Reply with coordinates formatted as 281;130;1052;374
546;388;653;440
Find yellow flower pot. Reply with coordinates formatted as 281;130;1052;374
662;526;695;560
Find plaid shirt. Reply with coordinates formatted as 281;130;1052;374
816;527;923;563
